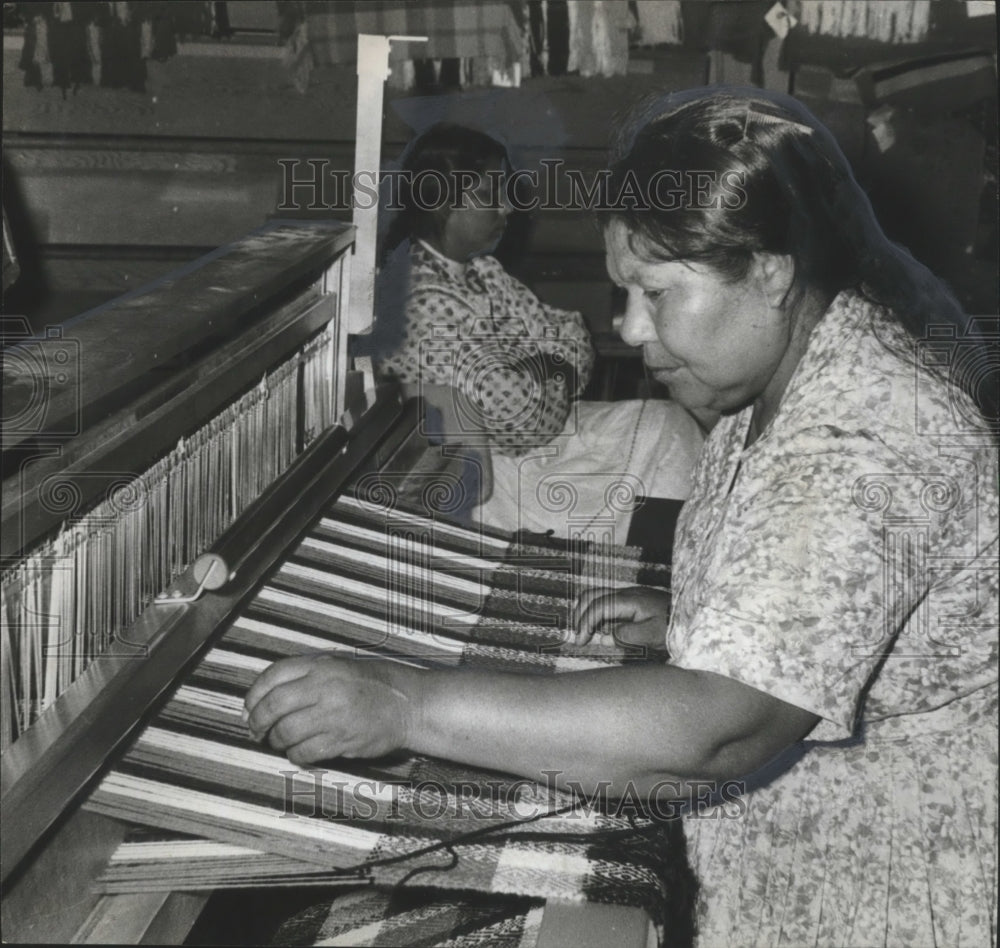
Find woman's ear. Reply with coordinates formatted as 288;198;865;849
752;253;795;307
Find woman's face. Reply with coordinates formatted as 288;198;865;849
438;162;510;260
604;219;797;417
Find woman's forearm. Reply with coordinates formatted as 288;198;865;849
245;655;818;797
398;662;815;797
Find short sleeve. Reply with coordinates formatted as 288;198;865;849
668;433;965;741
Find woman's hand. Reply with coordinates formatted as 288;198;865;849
570;586;672;653
243;654;416;765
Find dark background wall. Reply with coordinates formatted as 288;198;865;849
3;1;997;340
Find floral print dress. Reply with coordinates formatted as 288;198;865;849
668;290;998;947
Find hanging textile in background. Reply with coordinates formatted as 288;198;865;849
794;0;931;44
784;0;995;75
278;1;523;93
567;0;633;77
526;1;634;78
634;0;684;46
14;1;215;93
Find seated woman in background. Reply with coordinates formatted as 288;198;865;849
362;122;704;542
249;89;997;946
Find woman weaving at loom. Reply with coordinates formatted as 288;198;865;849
362;122;704;539
247;88;998;946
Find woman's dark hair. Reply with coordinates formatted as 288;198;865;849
365;124;511;361
607;87;996;423
379;123;511;260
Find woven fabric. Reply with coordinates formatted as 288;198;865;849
91;492;687;935
271;886;545;948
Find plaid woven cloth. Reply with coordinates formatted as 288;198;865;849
90;492;691;939
271;886;546;947
292;0;522;65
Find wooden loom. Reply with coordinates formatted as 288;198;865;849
0;218;678;945
1;37;682;948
